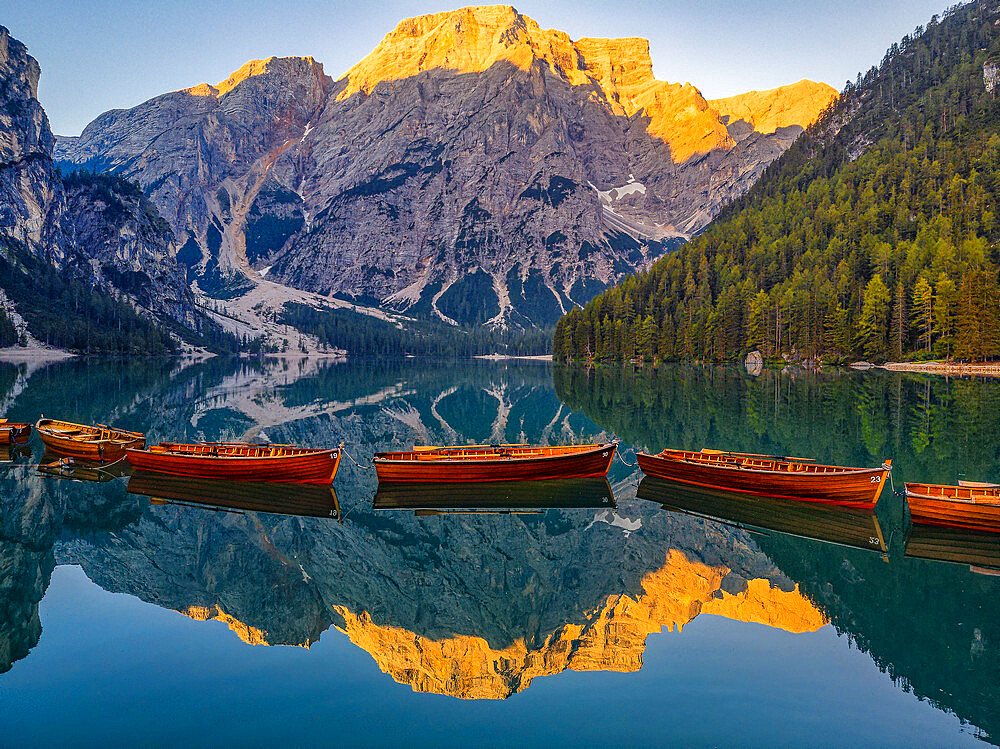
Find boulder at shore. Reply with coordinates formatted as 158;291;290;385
745;350;764;376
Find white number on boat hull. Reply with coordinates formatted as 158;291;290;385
870;476;881;483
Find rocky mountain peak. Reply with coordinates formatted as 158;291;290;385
338;5;582;100
184;55;325;98
0;25;225;353
336;7;825;165
0;25;53;163
708;78;837;135
339;6;662;103
0;25;61;254
52;7;839;332
574;37;654;92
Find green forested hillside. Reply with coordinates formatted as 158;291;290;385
280;303;553;356
555;1;1000;363
0;238;179;354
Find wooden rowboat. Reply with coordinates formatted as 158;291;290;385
374;478;615;514
35;417;145;462
0;419;31;445
373;442;617;483
959;479;999;489
125;442;342;484
637;476;887;552
636;448;891;508
905;482;1000;533
127;471;340;518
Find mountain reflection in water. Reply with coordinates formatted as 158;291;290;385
0;358;998;742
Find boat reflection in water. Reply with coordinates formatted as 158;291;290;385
36;451;131;483
637;476;887;553
373;477;615;516
905;523;1000;575
0;442;31;464
127;471;341;519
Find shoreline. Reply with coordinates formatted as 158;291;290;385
0;347;75;365
880;361;1000;378
474;354;553;362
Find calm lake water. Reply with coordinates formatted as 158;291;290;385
0;357;997;747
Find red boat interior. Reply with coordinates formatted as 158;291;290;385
907;483;1000;505
376;444;608;462
659;449;886;475
148;443;327;458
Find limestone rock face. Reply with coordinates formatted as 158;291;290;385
60;174;204;329
709;80;837;135
0;26;63;257
984;60;999;94
0;26;216;342
54;6;837;327
56;56;332;298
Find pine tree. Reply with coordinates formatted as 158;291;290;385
892;281;907;360
551;318;568;360
858;274;891;361
746;290;770;352
955;271;1000;361
932;273;956;359
911;276;934;354
824;304;851;357
638;315;656;362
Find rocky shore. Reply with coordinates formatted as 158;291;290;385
880;361;1000;378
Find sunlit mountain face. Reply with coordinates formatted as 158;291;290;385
0;357;997;744
52;6;836;330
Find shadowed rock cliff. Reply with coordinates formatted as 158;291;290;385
0;26;229;350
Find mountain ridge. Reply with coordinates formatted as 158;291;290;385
554;0;1000;363
53;5;835;332
0;24;239;354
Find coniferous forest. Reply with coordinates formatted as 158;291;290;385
554;2;1000;364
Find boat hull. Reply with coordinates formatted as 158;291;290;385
636;452;889;508
905;484;1000;533
35;419;145;462
374;443;616;483
125;447;342;484
0;423;31;445
37;430;144;461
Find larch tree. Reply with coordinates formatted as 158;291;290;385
911;276;934;353
858;274;891;361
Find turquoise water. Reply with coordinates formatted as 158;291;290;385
0;358;996;747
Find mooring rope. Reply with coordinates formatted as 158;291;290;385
616;448;637;468
887;466;902;497
340;446;372;471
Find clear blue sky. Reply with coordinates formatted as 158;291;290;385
7;0;950;136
